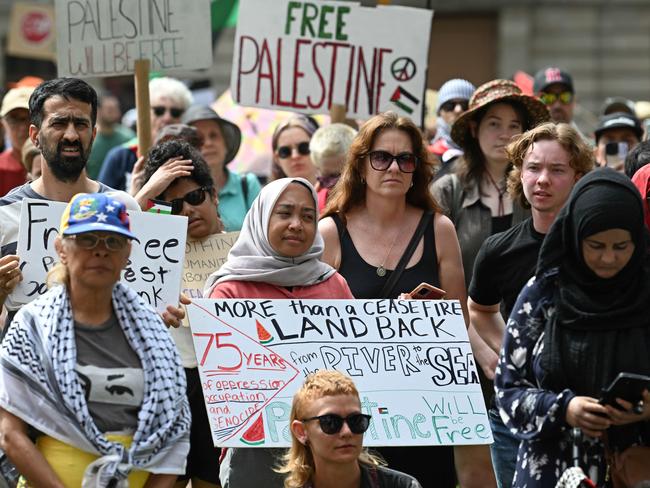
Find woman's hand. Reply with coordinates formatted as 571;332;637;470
0;255;22;300
566;396;611;437
129;156;147;196
135;157;194;209
161;293;192;328
604;390;650;425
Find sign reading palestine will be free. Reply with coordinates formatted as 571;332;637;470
232;0;433;121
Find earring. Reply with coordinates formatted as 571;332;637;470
409;181;414;188
361;177;366;185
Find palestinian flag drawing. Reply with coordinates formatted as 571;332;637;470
145;199;172;214
390;86;420;115
256;320;274;344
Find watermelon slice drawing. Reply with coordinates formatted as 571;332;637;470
240;413;265;446
256;320;273;344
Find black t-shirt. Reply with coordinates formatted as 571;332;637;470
469;218;545;318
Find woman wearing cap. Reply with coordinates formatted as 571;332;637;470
278;370;422;488
319;111;472;487
203;177;354;488
0;193;190;487
183;105;261;231
495;168;650;487
271;115;319;185
136;139;225;487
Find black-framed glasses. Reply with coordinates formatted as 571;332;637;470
66;233;128;251
167;187;211;215
368;151;419;173
277;141;310;159
152;106;184;118
302;413;372;435
539;91;573;106
440;100;469;112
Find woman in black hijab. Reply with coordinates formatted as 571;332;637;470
494;167;650;487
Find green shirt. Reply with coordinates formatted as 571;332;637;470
87;125;136;179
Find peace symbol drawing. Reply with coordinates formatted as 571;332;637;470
391;57;417;82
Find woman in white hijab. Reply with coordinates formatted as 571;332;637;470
204;177;354;488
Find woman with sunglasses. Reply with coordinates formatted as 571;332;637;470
319;111;470;487
182;105;262;231
203;177;354;488
271;115;319;185
0;193;190;487
277;370;422;488
137;138;225;488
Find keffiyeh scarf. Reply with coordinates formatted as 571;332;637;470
0;283;190;486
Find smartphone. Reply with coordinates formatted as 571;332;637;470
605;141;628;171
599;372;650;410
409;282;446;300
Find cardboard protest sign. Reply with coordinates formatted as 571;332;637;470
54;0;212;77
188;298;491;448
10;199;187;313
7;2;56;61
231;0;432;121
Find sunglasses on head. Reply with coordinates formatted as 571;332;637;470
277;141;311;159
152;106;184;118
302;413;372;435
440;100;469;112
368;150;419;173
166;187;211;215
66;233;128;251
539;91;573;106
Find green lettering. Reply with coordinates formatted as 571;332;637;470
285;1;301;35
318;5;334;39
336;6;350;41
301;3;318;37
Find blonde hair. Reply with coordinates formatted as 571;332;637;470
276;370;383;488
309;124;357;171
46;237;70;288
506;122;594;208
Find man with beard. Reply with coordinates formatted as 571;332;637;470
0;78;138;332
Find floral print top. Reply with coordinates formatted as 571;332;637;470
494;270;608;487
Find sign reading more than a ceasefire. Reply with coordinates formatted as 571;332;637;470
54;0;212;77
188;298;491;448
9;199;188;314
232;0;433;121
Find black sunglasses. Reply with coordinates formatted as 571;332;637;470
152;106;184;118
440;100;469;112
368;150;419;173
302;413;371;435
167;187;211;215
277;141;310;159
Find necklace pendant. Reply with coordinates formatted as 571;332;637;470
376;266;387;277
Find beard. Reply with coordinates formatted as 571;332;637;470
40;138;93;182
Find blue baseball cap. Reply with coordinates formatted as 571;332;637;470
60;193;138;241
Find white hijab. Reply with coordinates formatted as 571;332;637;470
203;178;335;295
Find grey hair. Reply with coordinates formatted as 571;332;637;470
309;123;357;168
149;77;193;110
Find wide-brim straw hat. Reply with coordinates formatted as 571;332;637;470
451;79;550;148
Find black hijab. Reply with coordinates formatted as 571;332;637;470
538;168;650;398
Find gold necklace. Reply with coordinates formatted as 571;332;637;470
376;226;402;277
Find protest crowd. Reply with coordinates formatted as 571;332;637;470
0;6;649;488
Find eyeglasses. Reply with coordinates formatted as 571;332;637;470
440;100;469;112
301;413;372;435
539;91;573;106
368;151;419;173
152;106;184;118
167;187;210;215
66;233;128;251
277;142;311;159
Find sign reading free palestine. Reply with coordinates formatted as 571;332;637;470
232;0;433;121
188;298;491;448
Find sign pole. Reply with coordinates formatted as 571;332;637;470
134;59;152;158
329;103;356;129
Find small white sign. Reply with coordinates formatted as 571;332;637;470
55;0;212;77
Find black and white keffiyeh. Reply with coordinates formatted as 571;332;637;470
0;282;190;486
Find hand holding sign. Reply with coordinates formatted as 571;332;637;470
0;255;22;297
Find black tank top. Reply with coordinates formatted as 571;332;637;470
332;214;440;299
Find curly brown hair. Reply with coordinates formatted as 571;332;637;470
321;111;439;220
506;122;594;208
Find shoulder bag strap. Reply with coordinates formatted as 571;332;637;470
240;173;249;203
379;210;434;299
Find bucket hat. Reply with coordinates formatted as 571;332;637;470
182;105;242;165
451;79;550;148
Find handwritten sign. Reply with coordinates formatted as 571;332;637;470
10;199;188;313
231;0;432;121
54;0;212;77
182;232;239;301
188;298;491;448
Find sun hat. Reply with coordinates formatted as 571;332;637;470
450;79;550;148
60;193;138;241
182;105;242;165
1;87;33;117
